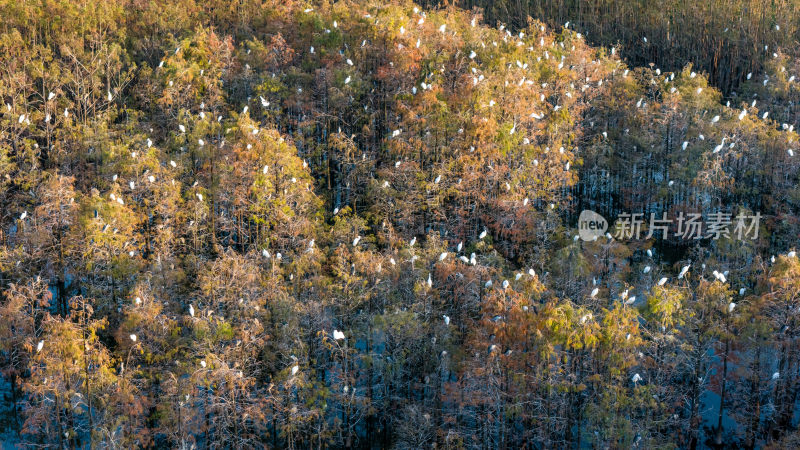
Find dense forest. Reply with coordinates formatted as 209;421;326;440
1;0;800;448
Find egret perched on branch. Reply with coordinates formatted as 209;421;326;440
333;330;345;340
678;265;690;279
37;340;44;353
189;304;195;318
713;270;727;283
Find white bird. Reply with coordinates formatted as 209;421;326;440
713;270;727;283
625;296;636;305
658;277;668;286
179;124;186;133
439;252;448;261
346;58;353;66
678;265;690;279
129;181;135;190
590;287;599;298
37;340;44;353
107;91;113;101
333;330;345;340
170;160;177;168
439;24;446;33
789;149;794;157
198;138;205;147
18;114;25;124
19;211;27;220
738;110;747;121
711;115;720;124
260;96;269;107
728;302;736;313
129;334;137;342
409;236;416;247
352;236;361;246
344;76;351;85
443;315;450;326
196;193;203;202
643;266;651;274
479;229;487;239
291;365;299;376
632;373;642;383
242;106;248;114
200;360;207;368
502;280;509;289
485;279;493;288
427;273;432;288
772;372;780;380
788;251;797;258
528;268;535;277
48;92;56;100
189;304;195;318
739;288;746;296
457;241;463;252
